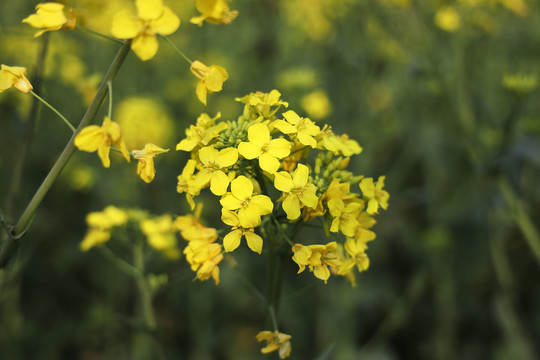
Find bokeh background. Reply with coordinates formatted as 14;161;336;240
1;0;540;359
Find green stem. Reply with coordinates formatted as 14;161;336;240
76;25;124;44
0;41;131;270
159;35;193;64
98;245;139;278
107;81;113;119
133;241;156;330
29;90;76;133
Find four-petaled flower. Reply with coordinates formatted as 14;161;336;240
256;330;292;359
22;2;69;37
238;123;291;174
292;242;341;283
190;60;228;105
111;0;180;61
221;209;264;254
359;176;389;214
132;143;169;183
74;116;131;168
274;164;319;220
0;65;33;93
190;0;238;26
272;110;321;147
194;146;238;195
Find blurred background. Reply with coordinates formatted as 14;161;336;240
1;0;540;359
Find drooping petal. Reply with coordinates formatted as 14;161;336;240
205;66;228;92
313;265;330;283
223;229;242;252
210;170;230;195
282;194;301;220
258;153;280;174
97;140;112;168
267;138;291;158
196;80;207;105
245;231;263;254
292;163;310;186
74;126;104;152
274;171;294;192
111;9;140;39
132;34;159;61
247;123;270;146
238;142;261;160
231;176;253;200
221;209;240;227
151;6;181;35
216;147;238;168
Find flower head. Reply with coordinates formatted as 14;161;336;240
80;206;128;251
111;0;180;61
274;164;319;220
359;176;389;214
184;240;223;284
190;0;238;26
292;242;340;283
132;143;169;183
194;146;238;195
238;123;291;174
190;60;229;105
0;65;33;93
272;110;320;147
177;159;202;210
141;214;180;259
221;209;264;253
176;112;227;151
22;2;69;37
256;330;292;359
74;116;131;168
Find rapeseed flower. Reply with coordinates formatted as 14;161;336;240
274;164;319;220
238;123;291;174
80;206;128;251
140;214;180;259
177;159;200;210
221;209;264;253
190;0;238;26
184;240;223;284
256;330;292;359
111;0;180;61
195;146;238;195
0;65;33;93
328;198;364;237
190;60;228;105
292;242;340;283
359;176;389;214
273;110;320;147
132;143;169;183
74;116;130;168
176;112;227;151
22;2;70;37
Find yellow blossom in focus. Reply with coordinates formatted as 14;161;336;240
238;123;291;174
274;164;319;220
184;240;223;284
140;215;180;259
328;198;364;237
132;143;169;183
22;2;69;37
220;176;273;229
435;6;461;32
190;60;229;105
273;110;321;148
177;159;201;210
111;0;180;61
300;89;332;120
176;112;227;151
190;0;238;26
292;242;341;283
318;126;362;156
195;146;238;195
359;176;389;215
74;116;130;168
0;65;33;94
235;89;289;120
256;330;292;359
221;209;264;254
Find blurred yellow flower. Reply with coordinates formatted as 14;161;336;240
111;0;180;61
74;116;130;168
274;164;319;220
256;330;292;359
132;143;169;183
190;60;229;105
435;6;461;32
0;65;33;94
80;205;128;251
190;0;238;26
300;89;332;120
141;215;180;259
502;73;537;93
238;123;291;174
22;2;69;37
175;213;218;242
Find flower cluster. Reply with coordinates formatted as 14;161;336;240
176;89;389;285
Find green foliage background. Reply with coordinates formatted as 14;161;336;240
1;0;540;359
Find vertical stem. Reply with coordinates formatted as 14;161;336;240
133;242;156;330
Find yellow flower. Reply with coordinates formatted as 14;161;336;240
190;0;238;26
220;176;273;228
235;89;289;120
132;143;169;183
141;215;180;259
177;159;201;210
359;176;389;214
318;126;362;156
184;240;223;284
274;164;319;220
300;89;331;120
434;6;460;33
80;205;128;251
343;237;370;272
74;116;131;168
221;209;264;253
195;146;238;195
174;213;218;242
190;60;229;105
238;123;291;174
22;2;68;37
0;65;33;93
256;330;292;359
327;198;364;237
272;110;321;147
80;228;111;251
111;0;180;61
292;242;340;283
176;112;227;151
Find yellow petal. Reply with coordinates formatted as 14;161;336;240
327;198;344;217
204;66;226;92
292;164;309;186
136;0;164;20
151;6;181;35
132;34;159;61
198;146;217;165
238;142;261;160
297;132;317;147
267;138;291;158
137;157;155;183
247;123;270;146
210;170;230;195
313;265;330;283
299;190;318;209
282;194;301;220
97;141;112;168
360;178;375;198
223;229;242;252
220;193;243;210
221;209;240;227
111;9;140;39
196;80;207;105
245;231;263;254
216;147;238;168
282;110;301;125
248;195;274;215
74;126;104;152
366;198;379;215
238;208;261;228
272;120;297;134
259;153;280;174
274;171;294;192
231;176;253;201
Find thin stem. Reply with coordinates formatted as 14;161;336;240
268;305;279;331
76;25;124;44
159;35;193;64
107;81;113;119
98;245;139;278
133;241;156;330
29;90;75;133
0;41;131;269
